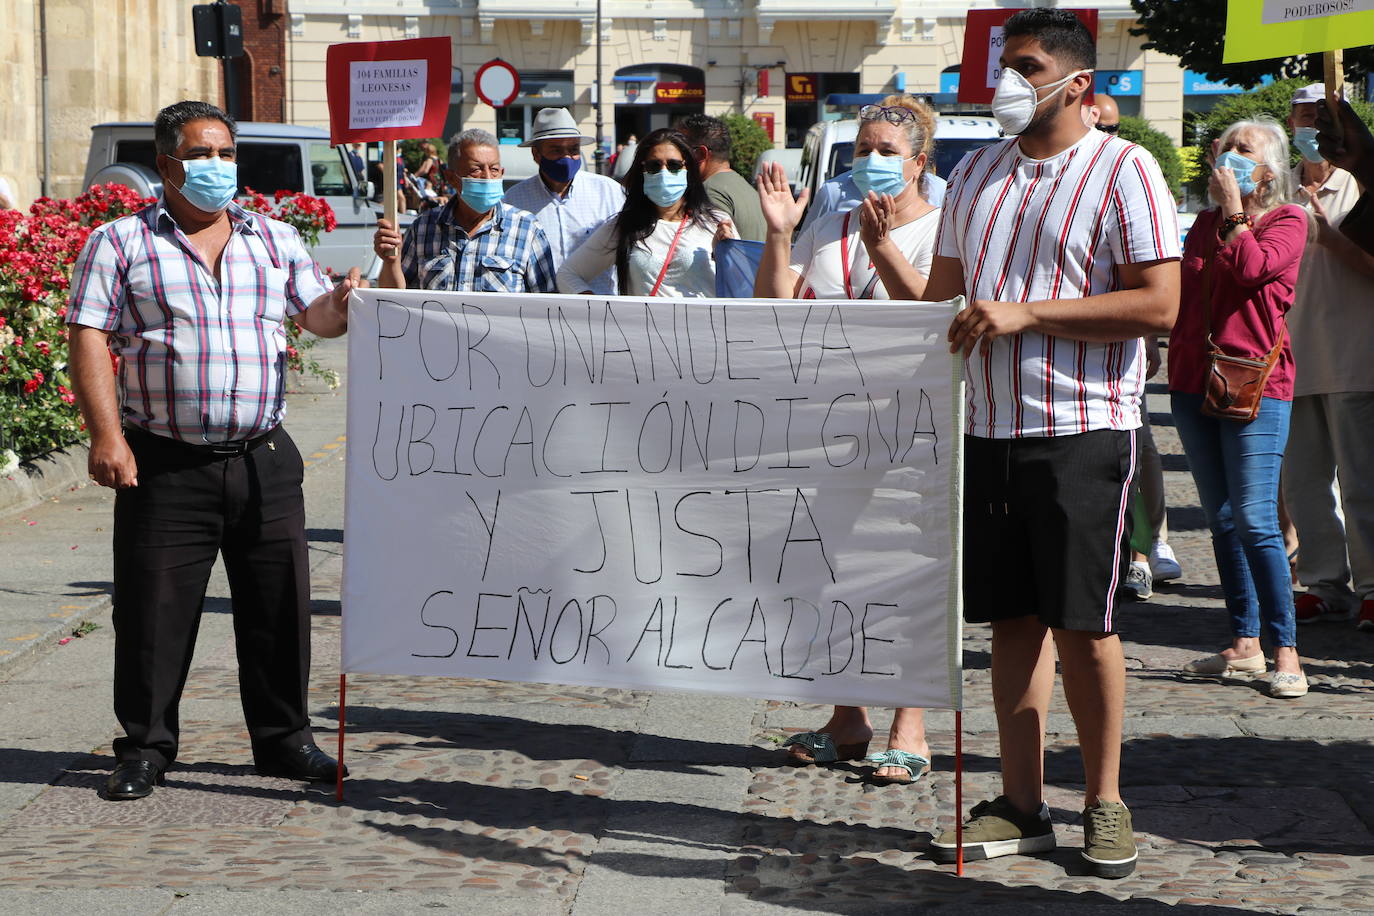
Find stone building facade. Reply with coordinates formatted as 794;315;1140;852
3;0;218;206
284;0;1223;157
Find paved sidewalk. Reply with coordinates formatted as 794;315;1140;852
1;338;1372;915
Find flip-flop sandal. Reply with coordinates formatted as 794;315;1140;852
864;749;932;786
782;732;870;766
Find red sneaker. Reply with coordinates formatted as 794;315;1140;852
1295;593;1331;624
1358;600;1374;633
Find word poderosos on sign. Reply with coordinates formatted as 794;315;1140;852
341;290;965;711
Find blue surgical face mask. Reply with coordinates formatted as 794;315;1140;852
170;156;238;213
539;155;582;184
459;177;504;213
643;169;688;207
1293;126;1323;164
850;152;912;198
1216;150;1261;196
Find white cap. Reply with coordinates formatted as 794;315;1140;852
1291;83;1325;105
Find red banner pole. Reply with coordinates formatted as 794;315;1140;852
956;708;967;878
336;673;347;802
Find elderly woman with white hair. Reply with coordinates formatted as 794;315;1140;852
1169;118;1310;698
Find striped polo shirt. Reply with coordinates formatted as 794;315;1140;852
66;200;332;444
936;129;1180;439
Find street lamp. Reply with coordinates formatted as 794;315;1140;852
594;0;605;175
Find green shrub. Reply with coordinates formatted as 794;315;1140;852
399;137;447;173
1117;115;1183;200
722;114;773;180
1187;78;1374;197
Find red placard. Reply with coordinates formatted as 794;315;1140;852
655;81;705;104
957;9;1097;105
752;112;775;142
474;59;521;108
326;37;451;144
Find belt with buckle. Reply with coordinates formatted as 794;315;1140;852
125;426;276;457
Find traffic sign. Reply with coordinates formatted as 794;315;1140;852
475;59;520;108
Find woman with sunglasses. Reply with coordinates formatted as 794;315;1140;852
557;128;735;296
755;94;940;786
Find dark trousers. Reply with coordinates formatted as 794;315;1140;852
112;425;313;769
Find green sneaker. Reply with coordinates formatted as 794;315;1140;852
930;796;1055;863
1082;799;1138;878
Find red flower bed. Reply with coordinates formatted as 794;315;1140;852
0;184;338;465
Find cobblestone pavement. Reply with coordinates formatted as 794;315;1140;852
1;344;1371;915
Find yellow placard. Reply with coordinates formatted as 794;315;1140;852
1224;0;1374;63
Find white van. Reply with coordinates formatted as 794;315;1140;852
797;114;1003;208
84;121;404;276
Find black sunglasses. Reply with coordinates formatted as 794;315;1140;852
1097;123;1120;134
642;159;686;175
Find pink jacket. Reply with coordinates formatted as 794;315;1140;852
1168;204;1308;401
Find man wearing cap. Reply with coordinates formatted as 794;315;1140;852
504;108;625;294
1282;83;1374;632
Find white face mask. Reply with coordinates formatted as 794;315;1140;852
991;67;1092;136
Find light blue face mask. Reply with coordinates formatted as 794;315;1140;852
1215;150;1261;196
850;152;911;198
170;156;239;213
1293;127;1323;164
643;169;688;207
459;177;504;213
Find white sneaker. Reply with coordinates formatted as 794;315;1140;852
1125;561;1153;600
1150;541;1183;582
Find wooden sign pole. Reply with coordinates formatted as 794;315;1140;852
1325;49;1346;141
382;138;399;255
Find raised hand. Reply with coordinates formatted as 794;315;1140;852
757;162;809;235
858;191;896;251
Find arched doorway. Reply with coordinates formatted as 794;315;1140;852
612;64;705;146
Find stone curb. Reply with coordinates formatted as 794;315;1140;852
0;440;348;680
0;593;112;680
0;443;91;518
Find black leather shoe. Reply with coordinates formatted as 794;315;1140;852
105;760;164;800
255;743;348;781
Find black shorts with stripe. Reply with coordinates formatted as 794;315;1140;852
963;429;1138;634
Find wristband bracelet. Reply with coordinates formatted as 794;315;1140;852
1220;211;1252;236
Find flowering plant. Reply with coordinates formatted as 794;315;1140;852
1;184;340;463
240;188;341;388
0;183;152;461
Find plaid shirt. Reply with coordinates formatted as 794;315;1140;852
66;200;332;444
504;172;623;294
399;200;556;293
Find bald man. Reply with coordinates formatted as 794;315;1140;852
1088;94;1120;134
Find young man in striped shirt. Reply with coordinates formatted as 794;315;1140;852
923;10;1181;877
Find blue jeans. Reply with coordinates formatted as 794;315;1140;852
1170;392;1296;647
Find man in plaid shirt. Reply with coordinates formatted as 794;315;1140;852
66;101;359;801
372;129;556;292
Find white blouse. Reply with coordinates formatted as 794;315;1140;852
556;210;736;298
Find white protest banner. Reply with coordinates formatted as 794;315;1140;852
341;291;964;711
348;59;428;131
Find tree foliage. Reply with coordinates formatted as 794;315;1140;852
722;114;773;179
1184;77;1374;197
1117;115;1183;200
1129;0;1372;89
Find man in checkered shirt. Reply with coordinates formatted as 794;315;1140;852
372;129;556;293
66;101;359;801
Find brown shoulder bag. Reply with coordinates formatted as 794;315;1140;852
1199;244;1286;423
